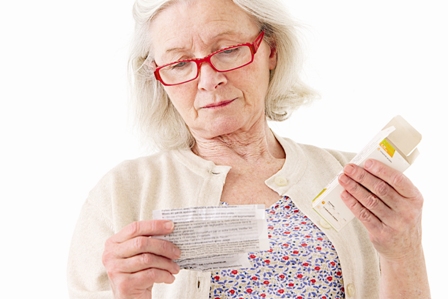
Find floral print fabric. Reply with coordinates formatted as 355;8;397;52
209;196;345;298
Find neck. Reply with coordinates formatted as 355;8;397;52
192;121;285;166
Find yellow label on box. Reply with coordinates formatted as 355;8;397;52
380;138;396;158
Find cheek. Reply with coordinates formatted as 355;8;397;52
236;63;271;101
164;85;197;114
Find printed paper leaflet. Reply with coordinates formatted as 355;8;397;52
152;205;269;271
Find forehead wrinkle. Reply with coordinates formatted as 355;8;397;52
149;0;260;60
156;27;251;62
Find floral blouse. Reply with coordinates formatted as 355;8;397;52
209;196;345;298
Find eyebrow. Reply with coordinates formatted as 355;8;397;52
163;30;240;54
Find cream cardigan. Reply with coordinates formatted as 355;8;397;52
67;135;380;299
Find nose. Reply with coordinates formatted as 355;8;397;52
197;62;227;91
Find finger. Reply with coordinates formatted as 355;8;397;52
340;187;382;230
111;268;176;295
338;172;396;229
111;220;175;243
127;267;176;285
342;163;402;210
114;236;181;260
118;252;181;274
339;172;393;213
363;159;420;199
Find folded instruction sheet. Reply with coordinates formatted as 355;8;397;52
153;204;269;271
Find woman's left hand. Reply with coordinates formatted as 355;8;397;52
338;159;424;260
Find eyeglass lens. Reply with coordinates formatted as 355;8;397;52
158;45;253;85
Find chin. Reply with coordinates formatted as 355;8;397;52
218;127;260;140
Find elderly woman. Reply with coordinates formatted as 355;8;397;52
67;0;430;298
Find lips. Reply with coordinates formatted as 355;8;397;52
201;99;235;109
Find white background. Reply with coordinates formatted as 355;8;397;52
1;0;446;297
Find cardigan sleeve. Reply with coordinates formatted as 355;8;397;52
67;197;114;299
67;164;125;299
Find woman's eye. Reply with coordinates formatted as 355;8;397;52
170;61;188;69
221;47;240;55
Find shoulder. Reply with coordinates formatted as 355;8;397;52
278;134;354;167
302;143;355;166
86;149;215;207
110;150;177;173
97;150;189;184
86;151;180;201
82;150;195;226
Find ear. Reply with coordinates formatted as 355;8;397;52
268;46;277;70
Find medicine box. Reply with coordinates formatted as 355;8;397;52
312;115;421;231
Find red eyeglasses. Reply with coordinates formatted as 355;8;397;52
153;31;265;86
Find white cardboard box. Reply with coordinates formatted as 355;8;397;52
312;115;421;231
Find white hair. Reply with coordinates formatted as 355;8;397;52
129;0;318;151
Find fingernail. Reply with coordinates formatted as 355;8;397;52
339;174;349;183
164;221;174;230
174;263;181;273
344;164;354;175
364;159;373;169
173;247;181;259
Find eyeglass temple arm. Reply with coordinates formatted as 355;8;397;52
254;31;265;52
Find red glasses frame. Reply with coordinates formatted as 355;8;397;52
153;31;265;86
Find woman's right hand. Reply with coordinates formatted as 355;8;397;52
102;220;181;299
